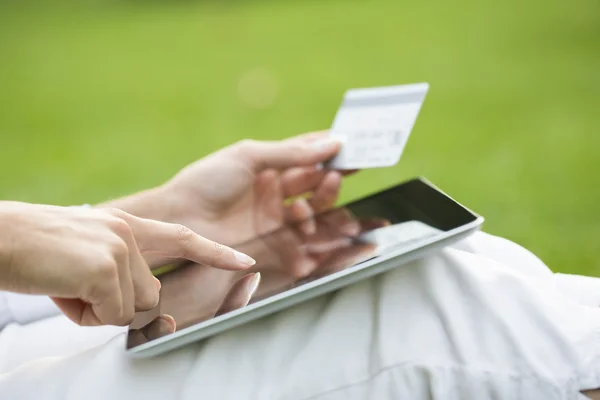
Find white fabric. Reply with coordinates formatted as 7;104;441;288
0;293;10;330
0;232;599;400
554;273;600;308
0;293;60;329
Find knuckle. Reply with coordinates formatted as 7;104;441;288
107;216;132;237
95;254;119;276
103;207;126;219
174;224;194;247
117;309;135;326
236;139;265;169
83;256;118;303
83;280;106;306
108;236;129;258
212;241;226;262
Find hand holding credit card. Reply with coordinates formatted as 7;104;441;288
327;82;429;170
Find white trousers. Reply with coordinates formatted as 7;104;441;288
1;232;600;400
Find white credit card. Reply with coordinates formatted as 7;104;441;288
327;82;429;170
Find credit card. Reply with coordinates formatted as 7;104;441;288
327;83;429;170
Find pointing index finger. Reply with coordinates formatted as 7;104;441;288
124;216;256;271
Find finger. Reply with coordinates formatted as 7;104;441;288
253;169;286;235
305;237;353;254
53;263;126;327
51;298;102;326
115;215;161;311
93;211;137;325
114;238;136;325
308;171;343;214
282;131;359;175
261;225;318;279
311;243;378;279
86;252;129;325
215;273;261;316
294;130;330;143
317;207;361;238
327;243;378;271
142;314;176;340
298;209;363;255
285;198;316;235
359;218;392;233
281;167;358;199
292;208;358;255
281;167;325;198
122;215;256;271
236;135;341;173
338;169;360;177
126;240;162;312
88;271;129;326
127;314;176;347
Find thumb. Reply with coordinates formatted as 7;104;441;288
215;273;261;316
121;214;256;271
237;135;342;172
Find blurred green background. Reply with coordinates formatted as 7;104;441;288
0;0;598;274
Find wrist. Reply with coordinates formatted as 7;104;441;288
99;185;176;223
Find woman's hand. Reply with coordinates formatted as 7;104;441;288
107;132;349;247
165;132;346;245
0;202;255;326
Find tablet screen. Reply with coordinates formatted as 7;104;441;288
127;178;478;348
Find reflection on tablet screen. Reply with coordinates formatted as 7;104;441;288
127;180;474;348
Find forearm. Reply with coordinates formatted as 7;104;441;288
0;234;13;290
0;202;21;291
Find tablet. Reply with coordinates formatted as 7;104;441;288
126;177;483;358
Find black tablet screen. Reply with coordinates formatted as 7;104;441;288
127;178;478;349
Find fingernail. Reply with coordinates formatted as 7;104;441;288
247;273;261;296
233;250;256;266
311;137;342;150
154;277;162;291
301;219;317;236
158;314;176;331
340;223;360;237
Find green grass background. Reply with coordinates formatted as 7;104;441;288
0;0;598;275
